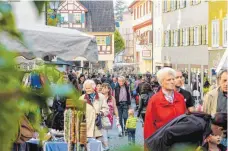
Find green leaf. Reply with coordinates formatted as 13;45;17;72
34;1;46;15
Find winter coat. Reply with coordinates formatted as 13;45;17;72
144;90;186;140
203;87;219;115
79;93;109;138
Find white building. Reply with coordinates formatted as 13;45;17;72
118;11;134;63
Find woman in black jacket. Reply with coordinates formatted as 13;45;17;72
137;82;153;122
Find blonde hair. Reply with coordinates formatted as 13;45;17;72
128;108;134;116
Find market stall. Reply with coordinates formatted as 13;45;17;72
1;24;98;62
6;24;101;151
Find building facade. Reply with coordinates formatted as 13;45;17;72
56;0;115;73
208;0;227;80
129;0;153;74
118;11;134;63
161;0;209;71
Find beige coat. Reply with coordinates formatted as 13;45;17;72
202;87;219;115
80;93;109;138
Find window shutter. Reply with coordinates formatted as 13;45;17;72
167;0;171;12
187;27;190;46
177;30;179;46
190;27;194;45
60;17;64;23
106;36;111;45
179;29;183;46
168;31;170;46
177;0;180;9
163;1;165;12
198;26;202;45
190;0;193;5
163;31;166;46
202;25;206;45
170;30;173;46
81;13;85;23
174;0;177;10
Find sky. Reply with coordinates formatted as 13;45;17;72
113;0;134;7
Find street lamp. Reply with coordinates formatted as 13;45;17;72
49;0;60;12
49;0;60;18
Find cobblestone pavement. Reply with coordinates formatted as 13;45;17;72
108;100;144;150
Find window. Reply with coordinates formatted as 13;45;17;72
174;30;178;46
149;1;152;12
183;28;189;46
149;31;153;44
158;1;161;16
212;20;219;47
134;8;136;20
137;6;139;18
206;25;208;45
223;18;227;47
194;26;199;45
158;29;161;47
171;0;176;11
74;13;81;24
140;5;142;17
164;0;168;12
144;3;146;16
165;31;170;46
146;1;148;14
155;31;157;47
96;36;106;45
192;0;200;5
61;13;68;23
180;0;186;8
141;5;143;17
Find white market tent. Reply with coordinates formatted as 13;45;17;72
0;1;98;62
0;24;98;62
216;48;228;73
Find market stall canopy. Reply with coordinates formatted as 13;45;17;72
0;24;98;62
216;48;228;73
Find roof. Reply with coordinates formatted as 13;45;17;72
128;0;140;8
79;1;115;32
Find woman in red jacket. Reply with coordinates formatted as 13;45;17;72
144;67;186;140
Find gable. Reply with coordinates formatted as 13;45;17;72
58;0;88;12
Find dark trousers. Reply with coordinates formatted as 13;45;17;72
117;102;129;132
128;129;136;144
141;113;145;122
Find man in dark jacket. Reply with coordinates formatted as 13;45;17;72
175;71;195;112
114;76;131;136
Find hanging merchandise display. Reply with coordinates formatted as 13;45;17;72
64;99;86;151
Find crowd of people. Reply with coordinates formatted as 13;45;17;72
49;67;227;151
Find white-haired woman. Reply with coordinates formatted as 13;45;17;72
79;79;109;140
144;67;186;140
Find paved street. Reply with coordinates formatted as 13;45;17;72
108;100;144;150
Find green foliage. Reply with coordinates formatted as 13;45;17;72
0;2;84;151
114;29;125;54
34;1;46;15
47;18;58;26
114;0;127;21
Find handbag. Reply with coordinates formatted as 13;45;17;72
95;114;102;130
16;116;35;144
102;116;111;129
